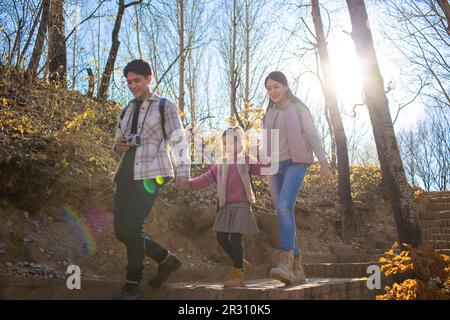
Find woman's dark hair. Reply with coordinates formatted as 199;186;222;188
123;59;152;78
265;71;302;107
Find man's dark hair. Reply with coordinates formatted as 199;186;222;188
123;59;152;78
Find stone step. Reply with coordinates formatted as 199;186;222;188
429;196;450;204
0;275;377;300
370;249;397;255
424;240;450;250
419;210;450;221
302;254;382;264
435;249;450;256
304;262;378;278
375;241;397;250
425;192;450;198
420;218;450;228
429;203;450;212
427;234;450;241
422;226;450;237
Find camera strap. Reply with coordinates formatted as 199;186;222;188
121;97;168;142
136;98;167;140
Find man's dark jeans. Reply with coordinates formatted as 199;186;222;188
114;180;168;283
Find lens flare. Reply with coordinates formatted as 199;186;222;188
62;206;97;256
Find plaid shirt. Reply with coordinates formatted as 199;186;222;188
112;93;191;181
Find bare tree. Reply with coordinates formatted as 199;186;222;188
0;0;41;68
70;3;79;89
229;0;240;123
27;0;51;79
436;0;450;35
141;7;161;87
17;3;42;68
98;0;142;102
217;0;275;129
346;0;422;247
135;3;143;59
215;0;243;124
311;0;356;237
184;0;208;128
48;0;67;85
398;107;450;191
383;1;450;109
177;0;186;121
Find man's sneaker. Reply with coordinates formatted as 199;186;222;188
148;252;181;288
113;282;141;300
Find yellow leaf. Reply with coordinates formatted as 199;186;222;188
61;158;69;167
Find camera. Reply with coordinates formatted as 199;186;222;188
126;134;141;147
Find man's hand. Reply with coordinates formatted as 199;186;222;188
319;162;330;183
114;138;129;153
176;177;190;190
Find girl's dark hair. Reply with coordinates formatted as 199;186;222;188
264;71;302;107
221;127;246;153
123;59;152;78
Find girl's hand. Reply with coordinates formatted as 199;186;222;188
178;180;191;192
319;162;330;183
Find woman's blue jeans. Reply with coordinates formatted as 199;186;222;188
269;159;308;257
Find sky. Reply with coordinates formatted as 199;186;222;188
37;0;437;165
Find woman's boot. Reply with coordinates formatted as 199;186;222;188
269;250;294;284
292;256;307;284
223;267;245;287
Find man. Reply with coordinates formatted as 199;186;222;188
112;59;190;300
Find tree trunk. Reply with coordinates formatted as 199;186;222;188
18;5;42;68
187;41;196;128
72;5;78;89
178;0;186;120
437;0;450;36
346;0;422;247
149;38;159;88
244;0;250;129
98;0;125;101
48;0;67;86
135;4;143;59
324;104;337;168
10;19;24;66
311;0;356;238
229;0;245;128
98;0;141;102
87;68;95;98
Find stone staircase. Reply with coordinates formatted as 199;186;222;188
419;192;450;255
0;253;383;300
3;192;448;300
0;275;374;300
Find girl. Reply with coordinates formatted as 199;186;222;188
263;71;330;285
186;127;266;287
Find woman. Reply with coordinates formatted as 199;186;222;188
263;71;330;285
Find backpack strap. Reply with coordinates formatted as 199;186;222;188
159;98;167;141
118;101;133;129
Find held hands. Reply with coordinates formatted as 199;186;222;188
319;162;331;183
175;177;190;191
114;138;129;153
